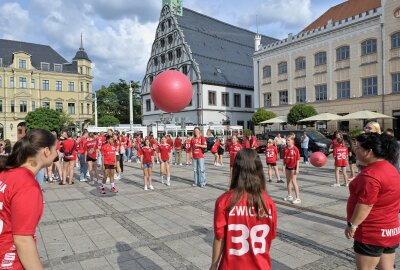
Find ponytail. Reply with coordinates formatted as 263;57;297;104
356;133;399;167
0;129;56;172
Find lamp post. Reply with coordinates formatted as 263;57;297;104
129;81;134;131
160;112;173;136
94;92;98;126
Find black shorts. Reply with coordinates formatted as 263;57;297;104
54;156;60;162
115;155;120;162
104;164;115;170
87;156;97;162
217;148;224;155
286;166;297;171
354;240;399;257
267;163;277;167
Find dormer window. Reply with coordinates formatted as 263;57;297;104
160;39;165;48
41;62;50;71
161;54;165;64
168;35;173;45
176;48;182;58
54;64;62;72
154;57;158;66
19;59;26;69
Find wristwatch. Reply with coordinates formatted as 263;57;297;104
347;221;358;229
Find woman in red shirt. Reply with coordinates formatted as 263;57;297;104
141;138;155;190
85;133;99;183
174;135;183;166
61;131;76;185
211;137;221;166
282;135;301;204
228;135;242;180
158;136;172;186
191;127;207;187
345;133;400;269
332;137;349;187
265;139;281;183
0;129;58;269
184;134;192;165
101;135;118;195
211;148;277;270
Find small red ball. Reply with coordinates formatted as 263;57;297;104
310;152;327;167
150;70;193;113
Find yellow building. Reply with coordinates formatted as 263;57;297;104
254;0;400;138
0;38;93;142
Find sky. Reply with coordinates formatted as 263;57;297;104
0;0;344;91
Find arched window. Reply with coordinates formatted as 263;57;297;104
361;39;377;55
314;52;327;65
161;22;165;32
391;32;400;49
161;54;165;64
176;48;182;58
168;51;173;61
295;57;306;70
160;39;165;48
278;62;287;74
153;57;158;66
168;34;173;45
336;46;350;61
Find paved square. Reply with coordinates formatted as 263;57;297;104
39;154;399;269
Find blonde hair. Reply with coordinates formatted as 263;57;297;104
287;134;295;141
365;121;381;134
267;139;274;145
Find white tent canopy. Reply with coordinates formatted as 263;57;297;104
339;110;394;121
260;116;287;124
299;113;343;122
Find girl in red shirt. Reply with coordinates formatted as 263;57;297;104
184;134;192;165
211;137;221;166
101;135;118;194
0;129;58;269
86;133;99;183
228;135;242;180
332;137;349;187
211;148;277;270
150;137;159;164
345;133;400;269
265;139;282;183
113;133;122;180
141;138;155;190
158;136;172;186
282;135;301;204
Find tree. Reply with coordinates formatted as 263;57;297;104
287;104;318;125
59;111;74;129
98;115;120;127
252;108;276;125
25;108;62;132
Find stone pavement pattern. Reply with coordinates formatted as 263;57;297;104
38;154;400;270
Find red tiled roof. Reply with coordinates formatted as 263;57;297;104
301;0;381;33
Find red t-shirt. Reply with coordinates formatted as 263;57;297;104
214;192;277;270
243;140;251;149
141;147;154;164
151;139;158;150
75;139;80;154
78;137;87;154
56;140;60;152
97;135;105;149
0;168;44;270
251;136;258;149
185;138;192;153
101;144;116;165
334;146;348;167
265;145;278;164
347;160;400;247
332;138;345;149
85;139;98;160
174;138;182;150
114;140;120;155
229;143;243;166
191;136;206;159
211;141;220;153
127;138;133;148
167;138;174;147
158;144;172;161
282;146;300;169
62;138;76;160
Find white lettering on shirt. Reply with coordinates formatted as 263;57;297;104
229;206;272;219
0;181;6;193
381;226;400;237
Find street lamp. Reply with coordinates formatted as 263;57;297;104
160;112;173;136
129;81;133;131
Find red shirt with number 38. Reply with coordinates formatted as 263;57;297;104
214;191;277;270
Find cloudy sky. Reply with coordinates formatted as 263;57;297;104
0;0;343;91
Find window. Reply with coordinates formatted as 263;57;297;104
278;62;287;74
295;57;306;70
263;93;272;107
361;39;377;55
87;83;90;92
10;77;14;88
279;91;288;105
41;62;50;71
161;54;165;64
20;101;27;112
42;102;50;109
315;52;327;66
315;84;327;101
19;59;26;69
154;105;159;111
149;76;153;84
68;82;74;91
80;82;83;92
237;120;244;127
160;39;165;48
146;99;151;112
222;93;229;106
55;81;62;91
234;94;241;107
168;51;173;61
0;100;2;112
68;103;75;114
54;64;62;72
55;102;63;112
245;95;252;108
31;79;35;89
19;77;27;88
337;81;350;99
392;32;400;49
182;65;188;75
87;103;90;114
81;103;84;114
336;46;350;61
154;57;158;66
208;91;216;105
80;67;83;74
161;22;165;31
32;101;35;111
11;100;15;112
168;34;173;44
296;88;306;103
362;77;378;96
176;48;182;58
393;73;400;93
263;66;271;78
42;80;49;90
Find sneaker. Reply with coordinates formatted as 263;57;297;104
144;185;148;191
277;179;284;183
161;177;164;184
111;187;118;193
166;181;170;186
115;175;121;180
331;183;341;187
100;188;106;194
149;185;154;190
283;195;294;201
192;183;197;187
179;163;182;166
292;198;302;204
200;184;206;188
80;178;87;182
268;179;272;183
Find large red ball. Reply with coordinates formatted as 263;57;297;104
310;152;327;167
150;70;193;113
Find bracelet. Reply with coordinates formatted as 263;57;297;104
347;221;358;229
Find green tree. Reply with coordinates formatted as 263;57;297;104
98;115;120;127
251;108;276;125
25;108;62;132
243;129;252;137
287;104;318;125
59;111;74;128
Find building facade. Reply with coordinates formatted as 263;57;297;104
0;38;93;142
141;0;277;128
253;0;400;137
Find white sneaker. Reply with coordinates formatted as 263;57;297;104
79;178;87;182
292;198;302;204
331;183;341;187
161;177;164;184
283;195;294;201
149;185;154;190
144;185;148;191
166;180;170;186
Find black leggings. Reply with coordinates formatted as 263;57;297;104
119;154;124;172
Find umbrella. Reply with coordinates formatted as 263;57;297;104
299;113;343;122
260;116;287;124
339;110;394;121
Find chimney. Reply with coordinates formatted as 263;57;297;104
255;34;261;51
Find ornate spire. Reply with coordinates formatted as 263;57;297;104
80;32;84;51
